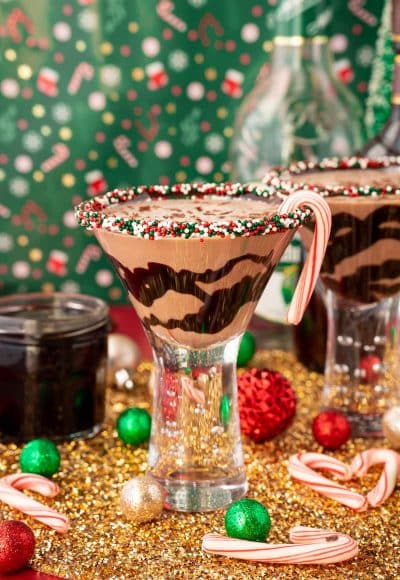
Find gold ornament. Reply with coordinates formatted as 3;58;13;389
107;333;140;385
120;476;164;523
382;406;400;449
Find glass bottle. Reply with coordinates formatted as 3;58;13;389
362;0;400;156
230;0;366;352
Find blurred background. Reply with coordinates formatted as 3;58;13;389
0;0;388;303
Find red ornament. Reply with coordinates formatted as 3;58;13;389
237;368;296;442
0;520;35;574
312;410;351;450
360;354;381;384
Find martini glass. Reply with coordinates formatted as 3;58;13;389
265;157;400;437
75;183;330;511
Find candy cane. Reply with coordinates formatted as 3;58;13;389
20;200;47;230
349;449;400;507
76;243;102;274
180;375;205;406
288;452;368;511
203;526;358;565
67;62;94;95
198;13;224;47
157;1;187;32
6;8;34;42
278;190;331;325
0;474;69;533
349;0;377;26
113;136;138;168
41;143;70;173
135;110;160;141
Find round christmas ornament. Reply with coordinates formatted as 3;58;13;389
116;407;152;445
120;476;164;523
225;498;271;542
312;410;351;450
237;368;296;442
0;520;35;574
237;331;256;367
19;439;61;477
360;354;381;384
382;406;400;449
108;332;140;385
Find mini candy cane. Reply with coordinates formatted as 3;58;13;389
278;190;331;325
41;143;70;173
288;452;368;511
76;243;102;274
157;1;187;32
113;136;138;168
68;62;94;95
203;526;358;565
0;473;69;533
6;8;34;42
349;0;377;26
349;449;400;507
180;375;205;406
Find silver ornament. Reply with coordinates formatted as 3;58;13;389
107;333;140;385
120;476;164;523
382;406;400;449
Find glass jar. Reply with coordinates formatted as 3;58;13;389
0;293;109;442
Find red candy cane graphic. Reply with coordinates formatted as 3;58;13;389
20;200;47;230
67;62;94;95
76;244;102;274
198;13;224;46
348;0;377;26
6;8;34;42
157;1;187;32
41;143;70;173
0;473;69;533
135;110;160;141
113;136;138;167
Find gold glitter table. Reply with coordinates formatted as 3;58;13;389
1;351;399;579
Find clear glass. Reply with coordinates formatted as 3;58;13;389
323;291;400;437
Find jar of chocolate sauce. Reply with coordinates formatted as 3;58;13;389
0;293;109;442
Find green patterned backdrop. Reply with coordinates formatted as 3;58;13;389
0;0;387;303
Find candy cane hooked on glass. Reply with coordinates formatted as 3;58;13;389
0;473;69;533
278;190;331;325
202;526;358;565
349;449;400;507
288;452;368;511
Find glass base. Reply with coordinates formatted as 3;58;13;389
149;470;248;512
343;412;383;438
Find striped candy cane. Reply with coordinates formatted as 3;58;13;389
76;243;102;274
350;449;400;507
68;62;94;95
113;136;138;168
7;8;34;42
157;1;187;32
203;526;358;565
278;190;331;325
349;0;377;26
180;375;206;406
41;143;70;173
0;473;69;533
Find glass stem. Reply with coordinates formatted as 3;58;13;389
322;289;400;437
146;332;247;512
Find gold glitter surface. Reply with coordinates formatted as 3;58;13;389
1;350;400;579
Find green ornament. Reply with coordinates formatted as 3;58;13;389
219;395;231;426
116;407;152;445
225;498;271;542
19;439;61;478
237;331;256;367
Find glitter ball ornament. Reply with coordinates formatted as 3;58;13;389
312;410;352;450
0;520;35;574
238;368;296;442
19;438;60;477
120;476;164;523
225;498;271;542
237;331;256;367
360;354;381;384
116;407;152;445
382;406;400;449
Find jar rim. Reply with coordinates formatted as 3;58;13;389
0;292;109;339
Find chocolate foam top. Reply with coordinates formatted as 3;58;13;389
264;157;400;197
74;183;312;239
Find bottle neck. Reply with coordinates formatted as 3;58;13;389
271;0;332;40
271;36;332;70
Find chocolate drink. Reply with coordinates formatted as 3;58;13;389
95;195;298;349
278;165;400;304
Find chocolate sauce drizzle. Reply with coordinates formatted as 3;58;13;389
321;204;400;303
108;252;274;334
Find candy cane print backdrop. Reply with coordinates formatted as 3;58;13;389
0;1;385;302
